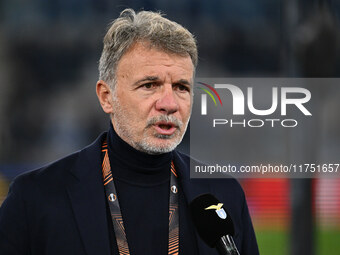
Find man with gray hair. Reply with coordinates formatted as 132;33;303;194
0;9;259;255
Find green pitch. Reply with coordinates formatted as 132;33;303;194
256;229;340;255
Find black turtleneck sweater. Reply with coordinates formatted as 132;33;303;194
106;124;198;255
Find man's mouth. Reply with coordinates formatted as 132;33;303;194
153;122;177;136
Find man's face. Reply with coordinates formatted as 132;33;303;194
111;42;194;154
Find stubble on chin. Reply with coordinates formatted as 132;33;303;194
112;112;188;155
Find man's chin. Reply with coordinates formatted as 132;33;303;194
136;137;181;155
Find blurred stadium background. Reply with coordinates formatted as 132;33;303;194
0;0;339;254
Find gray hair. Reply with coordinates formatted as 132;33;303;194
98;9;198;87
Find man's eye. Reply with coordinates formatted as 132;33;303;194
176;84;190;92
142;83;155;89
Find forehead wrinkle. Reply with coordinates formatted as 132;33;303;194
116;42;194;86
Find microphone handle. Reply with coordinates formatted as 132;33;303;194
216;235;240;255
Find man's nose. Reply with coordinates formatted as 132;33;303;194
155;85;179;114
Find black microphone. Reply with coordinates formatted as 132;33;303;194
190;194;240;255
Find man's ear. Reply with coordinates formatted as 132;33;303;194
96;80;114;114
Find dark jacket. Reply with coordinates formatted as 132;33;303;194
0;132;259;255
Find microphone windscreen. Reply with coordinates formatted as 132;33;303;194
189;193;235;247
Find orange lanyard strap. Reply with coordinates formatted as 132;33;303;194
101;140;179;255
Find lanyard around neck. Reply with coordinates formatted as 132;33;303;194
101;140;179;255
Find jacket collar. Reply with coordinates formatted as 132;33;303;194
172;151;218;255
66;132;111;255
